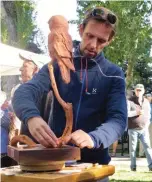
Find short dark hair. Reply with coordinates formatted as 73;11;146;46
82;7;118;40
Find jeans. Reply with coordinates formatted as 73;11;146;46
139;126;150;156
96;177;109;182
149;123;152;148
128;128;152;170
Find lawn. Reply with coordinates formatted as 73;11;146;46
109;167;152;182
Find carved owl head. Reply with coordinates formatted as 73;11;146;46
48;15;69;30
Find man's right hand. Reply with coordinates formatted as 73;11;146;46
139;109;144;115
27;117;59;147
136;109;144;115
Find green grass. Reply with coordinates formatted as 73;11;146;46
109;167;152;182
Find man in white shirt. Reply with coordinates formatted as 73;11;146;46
127;84;152;171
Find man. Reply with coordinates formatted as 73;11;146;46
11;53;41;96
0;99;17;167
19;53;41;83
139;93;152;157
13;7;127;169
128;84;152;171
13;53;52;142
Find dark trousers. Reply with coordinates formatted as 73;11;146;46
1;154;17;168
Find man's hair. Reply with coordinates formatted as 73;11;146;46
82;7;118;40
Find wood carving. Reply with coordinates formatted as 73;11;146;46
10;135;37;147
10;125;36;147
9;112;18;142
48;15;74;146
48;15;75;84
48;63;73;146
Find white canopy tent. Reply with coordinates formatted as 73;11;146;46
0;43;50;76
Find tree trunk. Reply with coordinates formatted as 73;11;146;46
1;1;17;45
126;60;134;88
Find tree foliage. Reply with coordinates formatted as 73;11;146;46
75;0;152;90
1;1;44;52
134;61;152;93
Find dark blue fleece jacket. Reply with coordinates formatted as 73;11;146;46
12;47;127;164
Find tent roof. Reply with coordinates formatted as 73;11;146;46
0;43;50;76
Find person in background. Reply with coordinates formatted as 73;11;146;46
0;99;17;167
19;53;40;83
128;84;152;171
13;7;127;182
139;93;152;157
12;53;52;143
111;140;118;157
111;127;128;157
111;90;133;157
10;53;42;97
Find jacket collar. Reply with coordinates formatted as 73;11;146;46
73;44;105;69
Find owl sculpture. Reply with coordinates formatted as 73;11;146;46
48;15;74;146
48;15;75;84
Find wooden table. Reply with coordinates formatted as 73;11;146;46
0;164;115;182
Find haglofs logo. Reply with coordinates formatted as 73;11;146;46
92;88;97;94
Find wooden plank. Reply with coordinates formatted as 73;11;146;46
1;165;115;182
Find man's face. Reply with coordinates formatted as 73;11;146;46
135;89;144;98
79;19;113;58
19;61;37;83
147;96;152;103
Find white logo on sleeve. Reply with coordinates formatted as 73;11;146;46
92;88;97;94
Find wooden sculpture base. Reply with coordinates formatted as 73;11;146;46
7;144;80;171
20;161;65;171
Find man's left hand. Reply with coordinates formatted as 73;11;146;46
63;130;94;149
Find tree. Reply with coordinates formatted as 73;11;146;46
134;61;152;93
1;1;44;52
75;1;152;88
1;1;46;98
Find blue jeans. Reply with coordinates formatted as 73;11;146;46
96;177;109;182
128;128;152;170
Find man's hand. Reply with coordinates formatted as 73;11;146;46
139;109;144;115
27;117;59;147
136;109;144;115
63;129;94;149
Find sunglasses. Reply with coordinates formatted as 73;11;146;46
85;8;117;27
